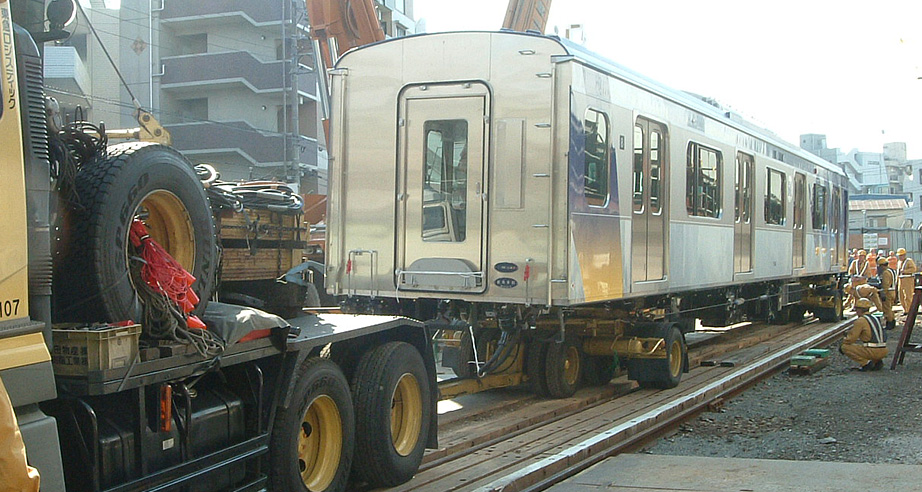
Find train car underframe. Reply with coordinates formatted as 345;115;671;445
342;273;843;399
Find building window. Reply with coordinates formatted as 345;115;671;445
686;142;721;217
812;183;828;230
175;33;207;56
765;168;786;225
422;119;468;242
177;98;207;123
584;108;610;206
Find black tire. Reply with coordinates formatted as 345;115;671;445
526;340;549;396
582;355;616;386
653;325;685;389
352;342;431;487
305;283;321;308
54;142;217;323
816;291;844;322
544;339;582;398
630;324;685;390
270;357;355;492
451;329;476;379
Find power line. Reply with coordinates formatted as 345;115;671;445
45;83;322;144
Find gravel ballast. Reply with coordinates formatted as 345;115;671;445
645;315;922;464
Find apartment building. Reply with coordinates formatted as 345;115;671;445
45;0;417;194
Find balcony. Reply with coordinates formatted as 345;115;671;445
161;0;285;27
161;52;290;94
43;46;90;101
165;120;318;168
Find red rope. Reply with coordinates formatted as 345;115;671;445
129;219;205;328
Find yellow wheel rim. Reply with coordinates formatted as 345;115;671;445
564;346;581;386
668;339;682;379
391;373;423;457
298;395;343;490
137;190;196;271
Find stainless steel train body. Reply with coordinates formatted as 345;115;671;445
327;31;847;315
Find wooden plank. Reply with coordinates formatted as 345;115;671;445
393;321;845;491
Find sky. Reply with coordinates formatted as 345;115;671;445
413;0;922;159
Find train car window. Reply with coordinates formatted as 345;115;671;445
650;130;662;214
633;125;644;212
765;168;786;225
812;184;828;230
793;174;805;230
735;152;753;223
422;120;468;242
685;142;721;218
584;109;610;206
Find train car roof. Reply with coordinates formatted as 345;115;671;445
551;35;845;178
336;30;845;179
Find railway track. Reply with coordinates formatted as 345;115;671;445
375;315;853;492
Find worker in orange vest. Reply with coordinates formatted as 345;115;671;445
845;250;871;310
877;256;898;330
897;248;918;314
840;298;887;371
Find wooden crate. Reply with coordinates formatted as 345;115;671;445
217;209;307;281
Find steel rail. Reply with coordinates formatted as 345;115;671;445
472;318;853;492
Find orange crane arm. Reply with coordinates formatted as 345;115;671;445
305;0;385;69
502;0;553;33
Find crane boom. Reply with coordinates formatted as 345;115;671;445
502;0;553;33
305;0;385;69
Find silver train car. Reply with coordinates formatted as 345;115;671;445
326;31;847;396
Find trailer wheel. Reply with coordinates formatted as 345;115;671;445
816;291;844;322
270;357;354;492
450;329;475;378
526;340;549;396
54;142;217;323
544;339;582;398
635;325;685;389
582;355;616;386
352;342;431;487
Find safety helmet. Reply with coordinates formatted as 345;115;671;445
854;298;873;309
898;248;907;255
858;249;867;256
878;256;889;265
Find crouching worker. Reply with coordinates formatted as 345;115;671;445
840;298;888;371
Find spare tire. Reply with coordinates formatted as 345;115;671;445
54;142;218;323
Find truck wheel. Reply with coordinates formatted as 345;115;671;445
352;342;431;487
270;357;354;492
636;325;685;389
544;339;582;398
526;340;549;396
54;142;217;323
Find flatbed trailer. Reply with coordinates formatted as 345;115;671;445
0;3;437;491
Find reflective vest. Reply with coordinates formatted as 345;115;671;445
863;314;886;348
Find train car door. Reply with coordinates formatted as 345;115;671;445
793;173;806;269
631;117;668;282
397;85;488;292
734;152;754;273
